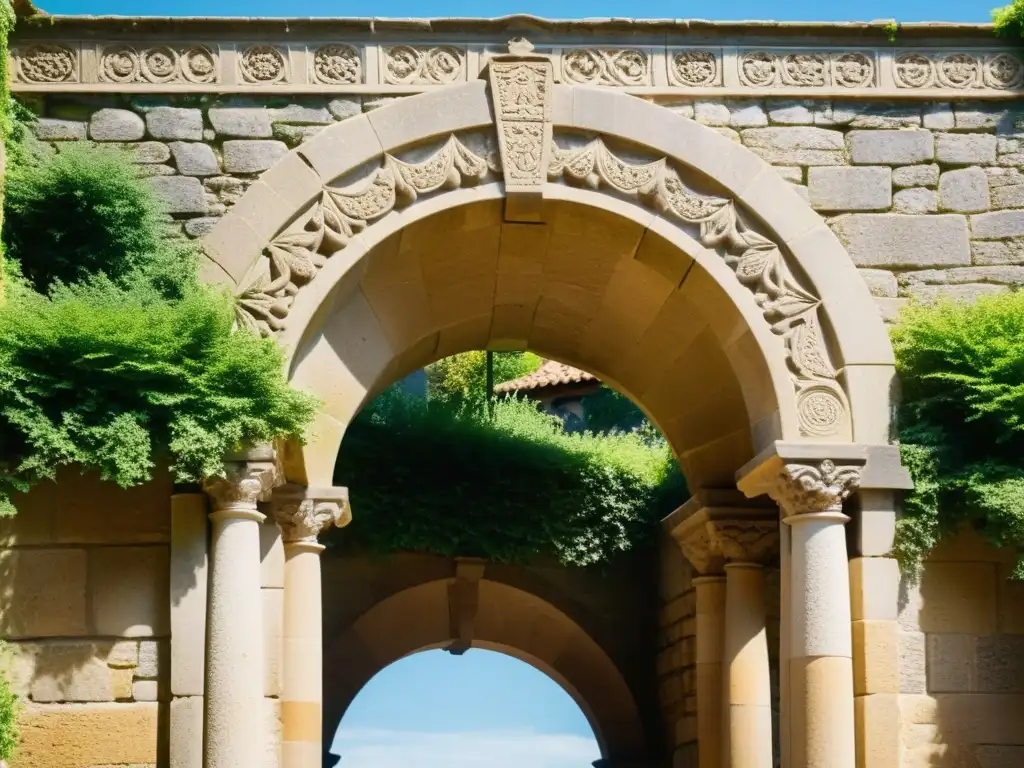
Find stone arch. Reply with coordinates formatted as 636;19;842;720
321;576;647;763
201;76;896;488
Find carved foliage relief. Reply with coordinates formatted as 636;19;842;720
383;45;464;85
562;48;652;86
16;44;78;83
894;52;1024;89
738;50;875;88
100;45;218;84
239;45;288;84
311;44;361;84
489;56;552;191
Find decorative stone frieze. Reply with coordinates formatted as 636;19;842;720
99;44;218;85
271;483;350;544
382;45;465;84
561;48;652;86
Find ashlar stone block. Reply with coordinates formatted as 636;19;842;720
858;269;898;297
148;176;208;215
222;140;289;173
89;109;145;141
89;546;170;637
34;118;87;141
939;168;990;213
936;133;998;165
168;141;220;177
831;214;970;268
0;548;88;638
972;210;1024;239
146;107;203;141
893;164;939;188
740;126;845;165
893;187;938;214
849;130;933;165
208;107;272;138
15;702;158;768
807;166;891;211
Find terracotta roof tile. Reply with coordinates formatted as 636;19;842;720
495;360;599;394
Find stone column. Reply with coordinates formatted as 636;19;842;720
272;484;350;768
694;575;726;768
739;452;864;768
723;563;772;768
202;447;279;768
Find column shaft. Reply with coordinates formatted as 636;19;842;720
723;564;772;768
778;520;791;768
786;510;855;768
204;508;266;768
694;576;726;768
281;542;326;767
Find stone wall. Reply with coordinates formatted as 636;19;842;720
0;470;172;768
898;528;1024;768
21;92;1024;320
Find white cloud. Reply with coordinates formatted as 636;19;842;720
332;727;601;768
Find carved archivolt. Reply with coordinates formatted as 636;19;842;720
235;133;849;438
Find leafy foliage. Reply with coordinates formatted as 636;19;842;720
334;386;686;566
892;292;1024;577
427;350;542;411
993;0;1024;37
0;644;17;762
0;124;317;515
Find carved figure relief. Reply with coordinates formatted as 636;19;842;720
16;44;77;83
235;135;489;336
383;45;464;84
547;138;849;437
239;45;288;84
562;48;651;86
832;52;874;87
99;44;218;84
739;50;876;88
311;44;361;84
669;50;719;87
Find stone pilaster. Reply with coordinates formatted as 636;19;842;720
738;446;866;768
202;446;279;768
272;483;350;768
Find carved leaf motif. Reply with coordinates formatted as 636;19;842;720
788;319;836;379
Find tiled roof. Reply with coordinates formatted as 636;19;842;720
495;360;599;394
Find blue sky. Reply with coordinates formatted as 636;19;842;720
34;0;997;22
331;649;600;766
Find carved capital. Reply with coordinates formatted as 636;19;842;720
772;459;862;516
663;491;779;573
203;445;279;514
271;484;350;544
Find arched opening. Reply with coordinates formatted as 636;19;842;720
331;648;601;767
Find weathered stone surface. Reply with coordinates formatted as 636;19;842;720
973;239;1024;265
927;634;976;692
146;107;203;141
208;107;272;138
712;127;740;143
976;746;1024;768
892;164;939;188
899;631;927;694
134;164;176;177
16;702;159;768
0;549;88;638
269;104;332;124
741;127;845;165
204;175;251;205
923;105;955;130
972;211;1024;239
728;101;767;127
123;141;170;164
89;546;170;637
694;101;729;126
848;106;922;129
133;680;160;701
106;641;139;669
327;97;361;120
831;214;970;268
893;187;938;214
362;96;401;112
767;101;814;125
168;141;220;176
808;166;891;211
939;168;990;213
903;266;1024;287
858;268;898;297
35;118;87;141
273;123;325;147
13;642;116;702
148;176;208;214
184;217;220;237
89;109;145;141
136;640;163;678
849;130;934;165
222;140;288;173
954;104;1005;131
773;166;802;183
987;168;1024;209
977;635;1024;693
936;133;998;165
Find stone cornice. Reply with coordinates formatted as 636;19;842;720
12;16;1024;98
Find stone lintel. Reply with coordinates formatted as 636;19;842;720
663;491;779;573
446;557;486;655
270;482;351;543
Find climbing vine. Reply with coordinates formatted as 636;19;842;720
892;292;1024;578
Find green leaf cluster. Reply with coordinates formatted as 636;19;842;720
427;350;543;411
993;0;1024;38
0;644;17;762
0;122;317;515
892;292;1024;577
334;386;686;566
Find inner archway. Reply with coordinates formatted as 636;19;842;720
332;648;601;767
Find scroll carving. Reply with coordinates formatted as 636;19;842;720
770;459;862;516
273;498;348;543
100;45;218;84
383;45;464;85
235;135;490;336
562;48;651;86
203;460;278;512
547;137;849;437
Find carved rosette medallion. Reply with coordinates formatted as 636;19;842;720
547;137;849;436
182;47;218;83
311;45;361;84
937;53;980;89
486;39;554;221
562;48;651;86
739;51;778;87
670;50;719;87
383;45;464;85
239;45;287;84
17;44;77;83
772;459;862;516
894;53;935;88
782;53;827;86
832;53;874;88
985;53;1024;89
99;44;219;85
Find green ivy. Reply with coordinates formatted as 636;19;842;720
333;387;686;566
993;0;1024;37
892;292;1024;578
0;643;16;763
0;118;317;515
